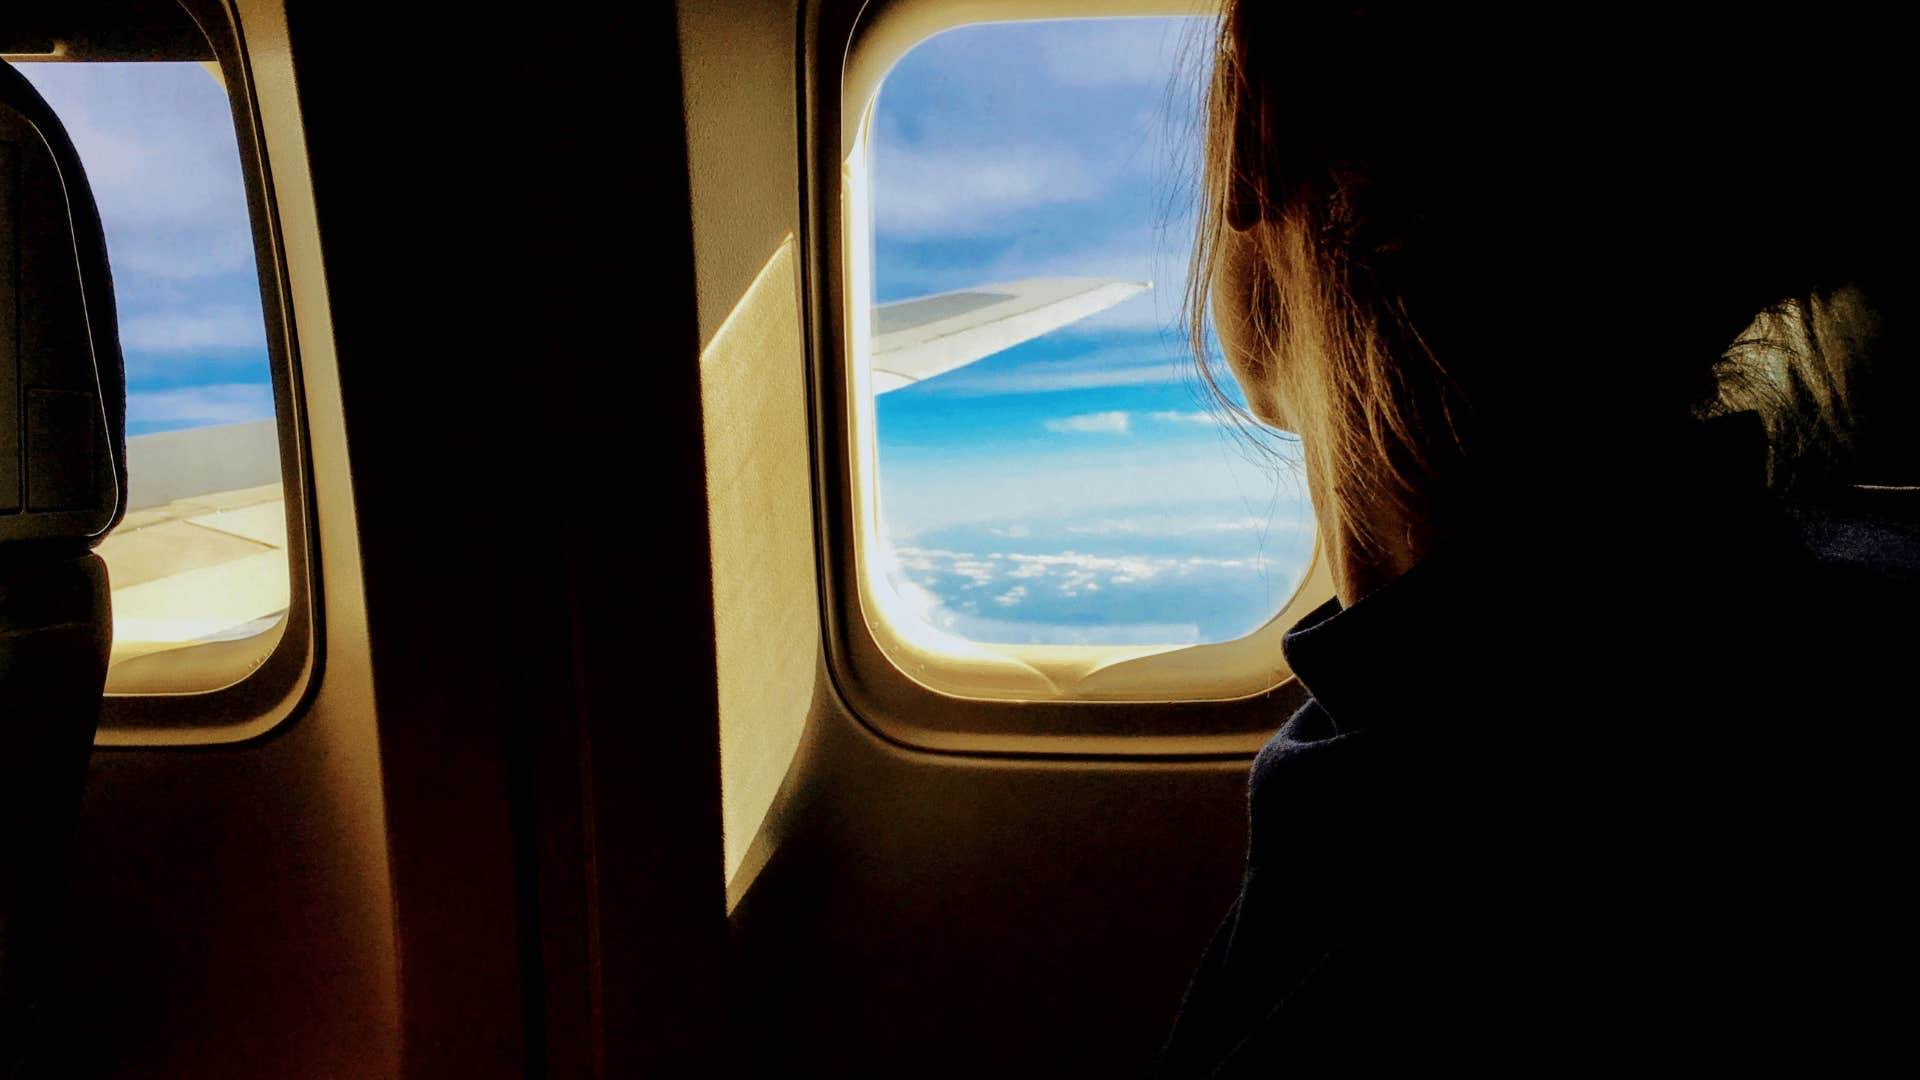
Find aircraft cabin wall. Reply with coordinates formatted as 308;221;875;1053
45;0;727;1073
17;0;1278;1074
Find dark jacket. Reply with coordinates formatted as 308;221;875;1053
1157;478;1912;1075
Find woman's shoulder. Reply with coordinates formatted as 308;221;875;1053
1247;698;1375;809
1250;698;1340;774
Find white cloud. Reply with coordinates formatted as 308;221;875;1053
121;305;268;352
898;546;1291;590
1150;410;1232;426
16;63;268;349
113;236;258;283
1039;18;1201;88
895;550;938;573
878;562;959;631
1042;411;1133;435
878;525;1304;646
874;142;1100;237
1064;515;1300;538
127;383;274;427
950;558;999;586
18;64;249;236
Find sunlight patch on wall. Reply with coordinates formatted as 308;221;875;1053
700;236;816;888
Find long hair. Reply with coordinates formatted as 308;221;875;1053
1187;4;1903;555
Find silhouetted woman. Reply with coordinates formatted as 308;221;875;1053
1157;6;1913;1074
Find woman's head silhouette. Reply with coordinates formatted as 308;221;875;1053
1188;4;1904;599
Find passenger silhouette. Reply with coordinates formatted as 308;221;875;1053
1157;5;1913;1074
1719;282;1920;582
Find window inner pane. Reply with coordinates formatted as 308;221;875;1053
18;61;288;684
869;18;1313;647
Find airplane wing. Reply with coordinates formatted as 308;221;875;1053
871;276;1149;394
97;419;290;674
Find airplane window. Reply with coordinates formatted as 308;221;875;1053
860;18;1314;654
15;61;290;693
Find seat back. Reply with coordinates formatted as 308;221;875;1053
0;59;127;1070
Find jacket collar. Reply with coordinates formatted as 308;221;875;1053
1278;411;1785;731
1278;549;1494;733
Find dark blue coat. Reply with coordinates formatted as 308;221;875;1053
1157;483;1913;1075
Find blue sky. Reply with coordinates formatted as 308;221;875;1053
17;62;274;438
870;18;1314;646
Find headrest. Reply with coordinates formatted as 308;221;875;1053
0;60;127;557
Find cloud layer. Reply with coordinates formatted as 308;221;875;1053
886;539;1301;646
127;383;275;432
121;305;270;352
876;504;1316;646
